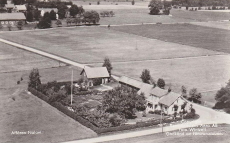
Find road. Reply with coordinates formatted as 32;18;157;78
1;38;230;143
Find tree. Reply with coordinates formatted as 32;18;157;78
26;11;33;22
50;10;56;20
0;0;7;6
181;85;187;98
132;0;135;5
7;24;12;31
69;4;79;17
17;20;23;30
110;11;115;17
33;9;41;21
57;3;67;19
83;10;100;24
0;23;3;30
102;57;112;77
102;86;146;119
148;0;162;15
140;69;151;84
37;16;51;29
157;78;165;89
55;19;62;27
28;68;41;89
188;88;202;103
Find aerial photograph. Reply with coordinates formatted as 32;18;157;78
0;0;230;143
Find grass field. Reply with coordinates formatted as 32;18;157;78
112;23;230;53
0;27;222;64
0;88;97;143
105;55;230;93
190;21;230;30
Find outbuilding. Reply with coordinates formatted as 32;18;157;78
0;13;26;26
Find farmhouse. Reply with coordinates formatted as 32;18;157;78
118;76;188;115
80;66;110;87
5;3;14;12
0;13;26;26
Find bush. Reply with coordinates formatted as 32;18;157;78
131;0;135;5
213;101;225;109
157;78;165;89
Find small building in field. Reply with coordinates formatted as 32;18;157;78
14;5;27;12
0;13;26;26
80;66;110;87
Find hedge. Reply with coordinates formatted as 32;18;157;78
28;87;195;134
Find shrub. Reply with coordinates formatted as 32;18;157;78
131;0;135;5
97;1;100;5
213;101;225;109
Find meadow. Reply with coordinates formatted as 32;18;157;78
112;23;230;53
0;27;222;64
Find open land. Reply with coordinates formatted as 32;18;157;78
0;24;229;103
0;42;95;143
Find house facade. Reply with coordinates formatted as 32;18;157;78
118;76;188;115
80;66;110;87
0;13;26;26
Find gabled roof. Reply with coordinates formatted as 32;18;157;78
159;92;181;107
118;76;147;89
80;66;110;79
0;13;26;20
14;5;27;11
138;85;168;98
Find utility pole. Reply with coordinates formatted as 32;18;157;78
71;69;73;105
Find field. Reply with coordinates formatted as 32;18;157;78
0;27;222;64
190;21;230;30
111;23;230;53
0;24;229;101
0;42;95;143
0;88;97;143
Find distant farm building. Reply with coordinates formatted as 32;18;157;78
0;13;26;26
80;66;110;87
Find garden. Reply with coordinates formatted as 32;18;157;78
27;68;198;134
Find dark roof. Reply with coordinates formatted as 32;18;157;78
0;13;26;21
159;92;181;107
118;76;147;89
80;66;110;79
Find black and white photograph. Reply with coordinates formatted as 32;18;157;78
0;0;230;143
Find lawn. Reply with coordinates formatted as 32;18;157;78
0;27;221;64
111;23;230;54
0;88;97;143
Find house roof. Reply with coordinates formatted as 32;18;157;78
118;76;147;89
5;4;14;8
159;92;181;107
137;85;168;98
0;13;26;21
14;5;27;11
80;66;110;79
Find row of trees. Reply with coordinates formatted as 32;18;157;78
148;0;171;15
100;11;115;17
140;69;166;89
172;0;230;7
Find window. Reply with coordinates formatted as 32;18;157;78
155;105;157;109
147;103;153;108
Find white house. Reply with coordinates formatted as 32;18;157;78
0;13;26;26
80;66;110;87
14;5;27;12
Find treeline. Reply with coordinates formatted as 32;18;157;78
171;0;230;7
34;1;73;8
